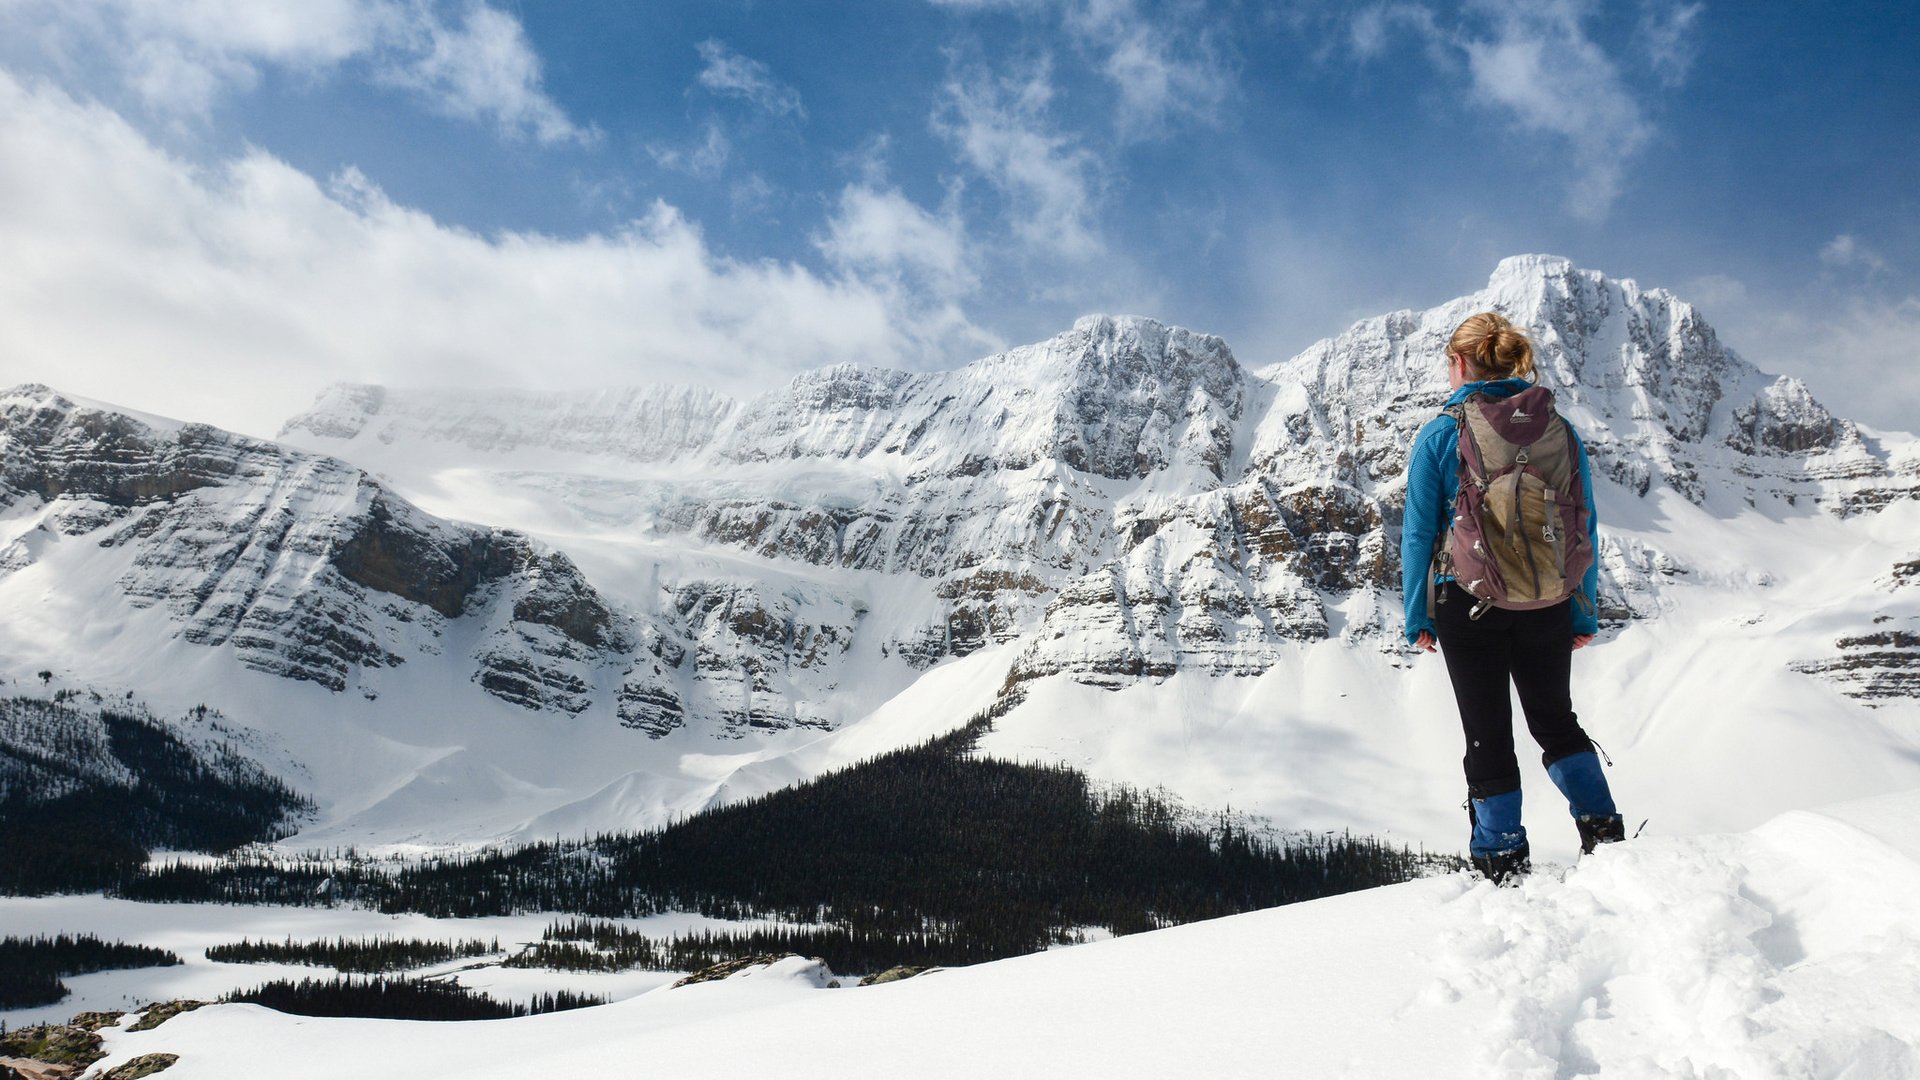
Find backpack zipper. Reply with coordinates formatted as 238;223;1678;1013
1544;491;1564;585
1514;460;1543;600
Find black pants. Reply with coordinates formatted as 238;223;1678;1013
1433;582;1593;799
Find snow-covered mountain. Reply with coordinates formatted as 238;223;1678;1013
0;387;644;713
5;255;1918;854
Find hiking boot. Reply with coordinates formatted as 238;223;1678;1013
1575;813;1626;855
1471;843;1531;886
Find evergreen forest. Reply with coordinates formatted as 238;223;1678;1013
225;976;605;1021
0;695;313;894
0;934;182;1009
205;936;501;974
123;718;1457;968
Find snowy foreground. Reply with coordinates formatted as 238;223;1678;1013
59;788;1920;1080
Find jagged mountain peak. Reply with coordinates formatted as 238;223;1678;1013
1068;312;1231;358
4;381;196;440
1258;254;1893;510
1032;313;1239;386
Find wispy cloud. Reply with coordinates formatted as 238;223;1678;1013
695;39;806;119
0;0;594;144
0;72;987;437
1638;0;1704;87
929;0;1233;140
818;184;977;298
1460;0;1653;219
1062;0;1233;139
1349;4;1447;64
379;3;594;145
648;119;731;177
1352;0;1665;220
1820;233;1892;276
933;58;1105;259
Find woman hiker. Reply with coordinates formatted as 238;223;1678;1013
1400;312;1627;884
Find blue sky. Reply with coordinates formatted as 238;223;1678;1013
0;0;1914;436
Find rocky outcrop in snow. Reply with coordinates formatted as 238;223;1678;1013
1792;619;1920;706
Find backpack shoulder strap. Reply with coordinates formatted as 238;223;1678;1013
1446;397;1493;487
1426;402;1470;622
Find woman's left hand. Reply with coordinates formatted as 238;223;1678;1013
1572;634;1595;650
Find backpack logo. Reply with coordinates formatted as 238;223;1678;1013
1431;385;1594;619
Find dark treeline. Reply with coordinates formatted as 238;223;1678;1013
0;696;314;895
121;717;1456;967
226;976;605;1021
508;917;1064;973
0;934;182;1009
206;936;501;973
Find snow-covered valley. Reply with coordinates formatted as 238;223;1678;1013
18;788;1920;1079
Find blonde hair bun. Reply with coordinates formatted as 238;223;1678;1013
1448;312;1535;381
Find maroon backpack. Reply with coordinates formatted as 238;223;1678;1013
1429;385;1595;619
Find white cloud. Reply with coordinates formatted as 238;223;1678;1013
0;0;592;143
379;3;594;145
1638;0;1704;87
933;60;1105;260
1063;0;1233;138
1820;233;1892;276
1678;272;1748;313
729;173;778;217
928;0;1232;140
818;184;977;298
0;72;989;437
1458;0;1653;219
1348;1;1676;220
648;120;731;177
1350;4;1447;64
695;39;806;119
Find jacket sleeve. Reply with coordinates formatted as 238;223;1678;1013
1400;416;1453;644
1570;426;1601;637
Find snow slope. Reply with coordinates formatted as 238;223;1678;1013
78;788;1920;1079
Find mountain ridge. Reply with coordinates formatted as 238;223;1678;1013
5;254;1918;851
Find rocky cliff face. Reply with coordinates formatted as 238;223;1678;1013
19;257;1913;743
0;387;631;712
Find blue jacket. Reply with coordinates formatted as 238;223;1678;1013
1400;378;1601;643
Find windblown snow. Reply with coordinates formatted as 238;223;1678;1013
39;788;1920;1080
